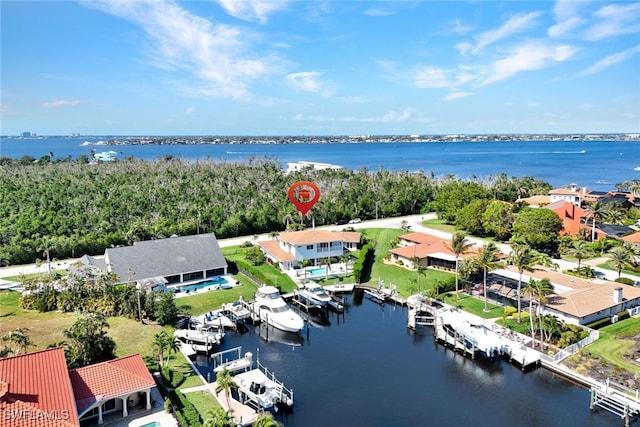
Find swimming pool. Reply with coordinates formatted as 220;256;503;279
179;277;228;293
139;422;161;427
306;267;327;276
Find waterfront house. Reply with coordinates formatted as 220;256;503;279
0;348;156;426
389;232;480;270
256;229;361;271
82;233;227;286
548;183;584;206
490;267;640;326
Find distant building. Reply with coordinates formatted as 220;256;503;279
389;232;481;270
286;161;342;174
20;131;35;137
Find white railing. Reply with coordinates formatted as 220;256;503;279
540;327;599;364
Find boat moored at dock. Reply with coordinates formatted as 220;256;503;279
251;285;304;333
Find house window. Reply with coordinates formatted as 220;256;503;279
318;242;329;252
306;244;314;250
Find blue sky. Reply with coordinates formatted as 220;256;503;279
1;0;639;136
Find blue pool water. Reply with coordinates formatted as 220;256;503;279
306;267;327;276
179;277;228;293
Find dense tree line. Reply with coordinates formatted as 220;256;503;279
1;156;550;265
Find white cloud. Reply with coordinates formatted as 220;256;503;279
548;16;584;39
585;3;640;40
483;41;578;85
580;45;640;76
42;100;81;108
444;92;472;101
414;67;450;88
185;106;196;114
364;8;396;17
82;0;271;99
473;11;543;53
215;0;288;24
286;72;334;96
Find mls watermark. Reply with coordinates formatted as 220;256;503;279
2;409;71;421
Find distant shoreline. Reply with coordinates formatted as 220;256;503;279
2;133;639;146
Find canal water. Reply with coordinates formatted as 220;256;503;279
192;292;619;426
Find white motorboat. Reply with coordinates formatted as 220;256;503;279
297;282;332;307
252;286;304;333
232;359;294;411
174;327;223;353
213;351;253;374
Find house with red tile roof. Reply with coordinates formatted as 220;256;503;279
0;348;156;426
622;231;640;245
70;354;156;425
256;229;361;271
543;200;605;240
389;232;480;271
0;347;79;427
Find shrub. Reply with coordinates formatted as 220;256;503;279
167;388;202;427
161;366;185;388
586;317;611;329
503;306;516;320
615;277;634;286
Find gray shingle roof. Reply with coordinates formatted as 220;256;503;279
105;233;227;282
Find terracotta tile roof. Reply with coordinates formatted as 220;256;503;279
277;229;361;245
399;232;443;245
500;266;640;319
69;354;155;414
622;231;640;244
391;233;479;260
0;347;79;427
255;239;296;262
544;200;598;238
518;195;551;206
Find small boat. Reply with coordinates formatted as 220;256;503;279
251;286;304;333
173;327;223;353
232;358;294;411
213;351;254;373
297;282;332;307
634;166;640;171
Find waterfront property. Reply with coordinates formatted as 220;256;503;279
388;232;481;270
490;266;640;326
81;233;228;286
0;347;160;427
256;229;361;271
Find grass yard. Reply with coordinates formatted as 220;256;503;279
579;317;640;376
0;290;78;349
176;280;258;316
223;246;297;292
183;389;221;418
441;292;503;319
422;217;457;233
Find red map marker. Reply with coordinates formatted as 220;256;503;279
288;181;320;215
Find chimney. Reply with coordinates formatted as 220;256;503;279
613;287;623;304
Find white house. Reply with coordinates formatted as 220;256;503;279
256;229;361;271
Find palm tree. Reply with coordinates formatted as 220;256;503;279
37;235;57;276
253;412;283;427
474;242;504;312
203;407;235;427
507;243;539;323
522;278;554;348
446;232;473;299
153;330;170;367
215;368;238;411
566;239;594;275
608;246;633;278
416;264;427;293
165;335;181;366
585;201;607;241
1;328;34;356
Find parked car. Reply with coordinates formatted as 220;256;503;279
348;218;362;224
335;219;349;225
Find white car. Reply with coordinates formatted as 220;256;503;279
348;218;362;224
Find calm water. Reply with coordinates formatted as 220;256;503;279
1;137;639;190
194;294;619;427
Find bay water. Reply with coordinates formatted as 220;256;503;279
1;137;639;190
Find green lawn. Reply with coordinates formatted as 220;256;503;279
223;246;297;292
441;292;503;319
183;389;220;419
422;218;457;233
176;280;258;316
596;261;640;278
579;317;640;376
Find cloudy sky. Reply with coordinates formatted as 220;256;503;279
1;0;639;135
